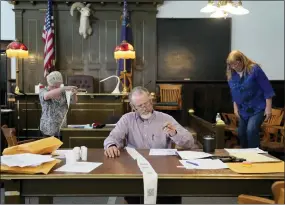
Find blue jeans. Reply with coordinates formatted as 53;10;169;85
238;111;265;148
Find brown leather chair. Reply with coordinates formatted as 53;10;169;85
67;75;94;93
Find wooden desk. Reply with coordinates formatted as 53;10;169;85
61;127;114;148
1;149;283;204
61;126;197;149
9;93;128;135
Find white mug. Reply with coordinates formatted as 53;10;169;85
81;146;88;161
73;147;81;160
65;151;76;165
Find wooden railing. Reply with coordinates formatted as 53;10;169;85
188;109;226;149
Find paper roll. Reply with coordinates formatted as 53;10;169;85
143;171;158;204
35;85;40;94
127;149;158;204
80;146;88;161
65;151;76;165
66;90;72;108
73;147;81;160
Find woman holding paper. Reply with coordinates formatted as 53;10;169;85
226;50;275;148
39;71;78;138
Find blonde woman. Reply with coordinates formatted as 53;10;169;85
39;71;78;138
226;50;275;148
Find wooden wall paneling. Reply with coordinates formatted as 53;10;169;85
97;11;121;93
15;2;159;93
132;10;157;91
22;10;43;92
14;9;24;91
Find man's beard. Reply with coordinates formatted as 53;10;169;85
140;112;152;119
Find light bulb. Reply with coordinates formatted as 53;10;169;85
233;5;249;15
200;3;217;13
220;2;235;14
210;9;228;18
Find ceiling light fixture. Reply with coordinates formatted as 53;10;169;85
201;0;249;18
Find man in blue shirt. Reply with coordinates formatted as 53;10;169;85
227;50;275;148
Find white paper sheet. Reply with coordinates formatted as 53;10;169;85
179;159;228;170
54;162;102;173
149;149;177;156
177;151;213;160
67;124;93;129
1;153;55;167
225;148;267;154
52;149;72;159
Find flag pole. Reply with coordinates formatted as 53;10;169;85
52;0;56;68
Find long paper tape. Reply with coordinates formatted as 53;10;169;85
126;147;158;204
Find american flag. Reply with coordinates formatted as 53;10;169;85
42;0;55;77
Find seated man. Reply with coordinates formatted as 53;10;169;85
104;86;195;204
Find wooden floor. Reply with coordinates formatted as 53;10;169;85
1;188;237;204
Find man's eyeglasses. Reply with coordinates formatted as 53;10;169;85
131;100;152;111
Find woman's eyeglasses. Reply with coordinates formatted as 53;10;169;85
228;61;241;68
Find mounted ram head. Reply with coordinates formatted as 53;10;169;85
70;2;93;39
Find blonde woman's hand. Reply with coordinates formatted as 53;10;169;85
64;86;77;91
234;110;240;119
264;107;272;121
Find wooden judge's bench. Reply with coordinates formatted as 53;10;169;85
9;93;129;148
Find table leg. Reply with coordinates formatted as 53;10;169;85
4;180;24;204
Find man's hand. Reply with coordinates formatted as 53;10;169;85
163;122;177;137
104;145;120;158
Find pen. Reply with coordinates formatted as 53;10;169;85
186;161;199;166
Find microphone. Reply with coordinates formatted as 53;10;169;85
144;80;152;88
19;90;27;95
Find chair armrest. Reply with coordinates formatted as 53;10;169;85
262;124;284;129
18;139;36;144
238;194;274;204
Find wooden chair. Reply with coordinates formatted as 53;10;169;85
221;113;239;148
154;84;182;110
261;108;284;143
238;181;284;204
261;124;285;156
1;125;35;147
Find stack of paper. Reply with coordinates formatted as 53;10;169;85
225;148;267;154
179;159;228;170
177;151;212;160
230;153;281;163
1;153;55;167
54;162;102;173
149;149;177;156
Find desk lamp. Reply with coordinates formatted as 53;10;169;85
6;40;29;94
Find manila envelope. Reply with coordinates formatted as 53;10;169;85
2;136;63;155
227;161;285;174
0;159;61;175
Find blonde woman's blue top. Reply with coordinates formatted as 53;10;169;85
228;64;275;120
